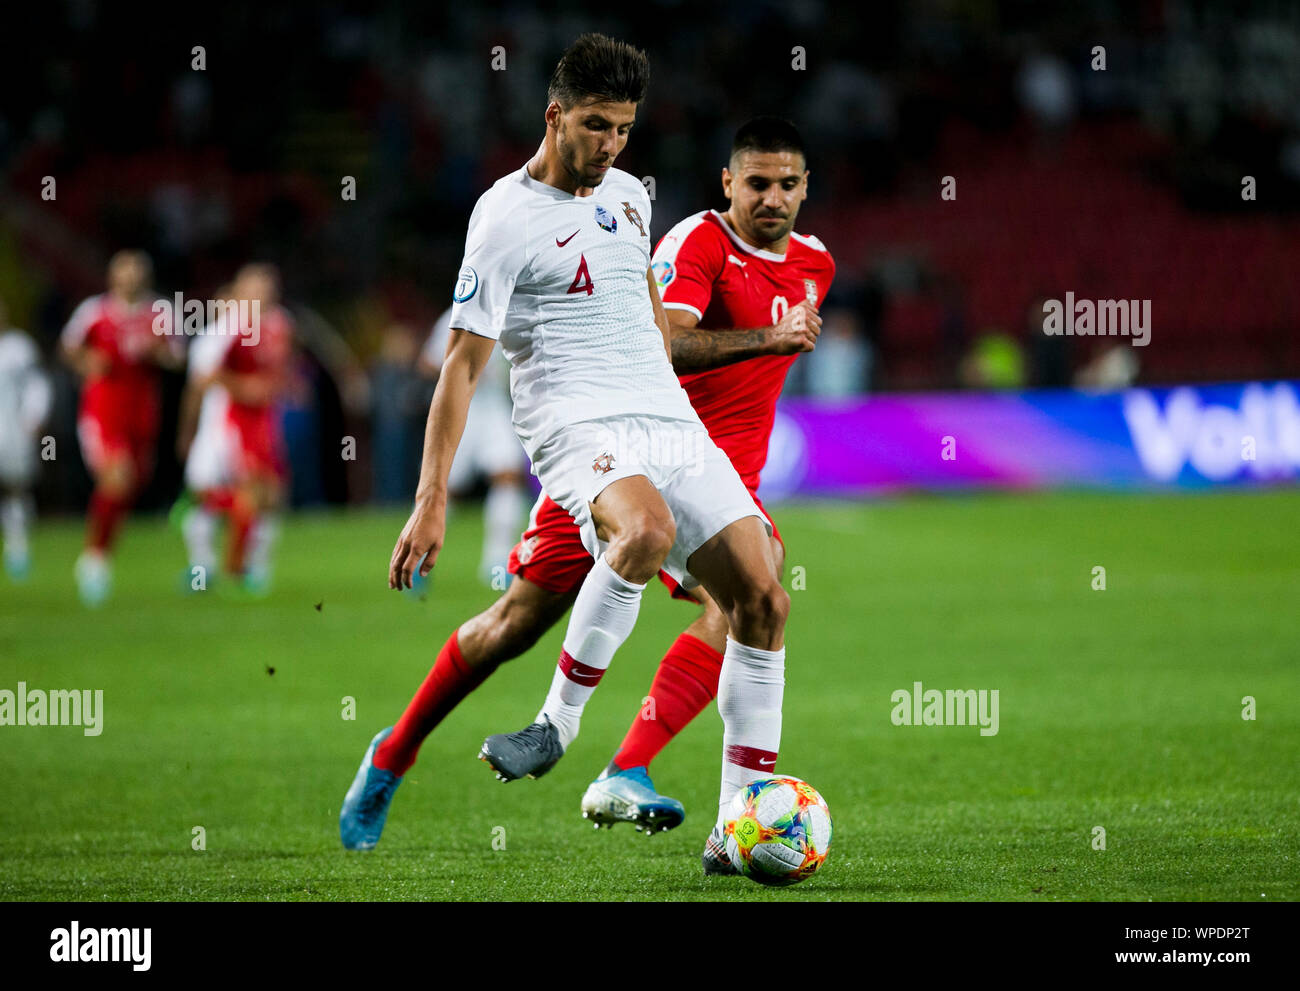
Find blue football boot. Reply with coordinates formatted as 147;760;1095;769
340;727;402;850
580;765;686;834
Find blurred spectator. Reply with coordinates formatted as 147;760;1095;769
369;323;427;504
960;332;1026;390
1027;294;1071;387
1075;344;1139;390
804;307;872;398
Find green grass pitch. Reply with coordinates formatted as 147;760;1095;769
1;489;1297;901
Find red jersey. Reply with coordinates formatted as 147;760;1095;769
61;293;165;422
652;210;835;489
219;304;294;413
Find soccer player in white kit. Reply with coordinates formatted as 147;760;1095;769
0;297;52;579
385;34;790;868
418;309;527;586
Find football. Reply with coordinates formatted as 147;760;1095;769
724;776;833;886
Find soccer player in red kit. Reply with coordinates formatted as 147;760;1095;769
177;264;294;593
342;117;833;871
61;250;179;606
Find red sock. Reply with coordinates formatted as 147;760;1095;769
613;632;724;771
87;491;127;552
225;496;255;574
374;630;500;776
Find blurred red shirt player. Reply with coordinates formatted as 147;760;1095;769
61;250;180;606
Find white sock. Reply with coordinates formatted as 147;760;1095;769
182;507;219;575
538;554;646;749
2;494;31;559
482;483;525;572
247;516;279;582
716;636;786;828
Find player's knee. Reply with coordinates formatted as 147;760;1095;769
730;579;789;639
613;513;675;572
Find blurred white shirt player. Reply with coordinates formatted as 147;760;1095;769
179;321;235;578
418;308;527;586
0;301;53;579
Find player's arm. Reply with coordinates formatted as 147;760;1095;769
18;343;52;437
646;268;672;362
389;328;497;589
175;380;203;460
667;301;822;373
59;301;110;379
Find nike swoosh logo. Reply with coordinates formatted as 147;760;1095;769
758;758;776;766
556;230;579;247
727;255;746;267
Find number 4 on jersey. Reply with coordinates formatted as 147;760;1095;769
567;254;594;296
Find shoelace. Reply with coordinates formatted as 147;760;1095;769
361;771;397;812
515;720;559;753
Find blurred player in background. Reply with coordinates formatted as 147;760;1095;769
417;309;527;587
0;297;53;579
60;250;179;606
175;264;293;595
342;115;831;876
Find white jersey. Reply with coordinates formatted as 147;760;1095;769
183;324;235;490
448;165;700;458
0;329;52;484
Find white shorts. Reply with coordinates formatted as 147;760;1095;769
530;414;768;590
185;390;236;491
0;430;38;486
449;394;526;492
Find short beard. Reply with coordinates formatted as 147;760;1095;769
558;126;604;187
752;216;793;243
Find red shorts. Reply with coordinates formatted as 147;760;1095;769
77;400;158;480
227;405;287;482
506;491;782;602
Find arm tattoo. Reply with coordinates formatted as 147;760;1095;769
670;326;771;373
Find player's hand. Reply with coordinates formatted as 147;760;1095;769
389;496;446;589
769;301;822;355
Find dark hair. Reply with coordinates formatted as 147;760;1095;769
731;116;806;165
548;33;649;109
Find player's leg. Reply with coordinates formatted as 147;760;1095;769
242;472;284;595
685;516;790;874
179;489;222;583
481;470;527;586
75;415;135;606
472;397;528;585
342;493;590;849
582;533;785;832
480;473;675;781
177;408;230;587
1;484;35;579
341;575;578;850
223;482;257;578
377;576;580;774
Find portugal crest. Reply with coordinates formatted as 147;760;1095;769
621;201;646;237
